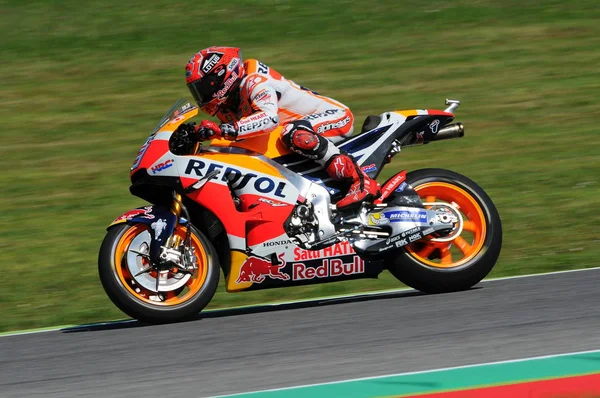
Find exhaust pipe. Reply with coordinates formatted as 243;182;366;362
433;123;464;141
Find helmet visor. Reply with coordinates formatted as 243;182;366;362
187;71;225;106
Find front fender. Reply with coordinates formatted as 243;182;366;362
107;205;179;262
109;205;158;228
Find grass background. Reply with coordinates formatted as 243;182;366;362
0;0;598;332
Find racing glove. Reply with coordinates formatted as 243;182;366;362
197;120;238;141
170;121;238;154
219;123;238;140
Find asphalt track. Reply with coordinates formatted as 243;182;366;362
1;268;599;398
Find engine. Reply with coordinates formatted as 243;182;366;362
284;202;320;248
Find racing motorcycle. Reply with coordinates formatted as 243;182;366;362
98;98;502;323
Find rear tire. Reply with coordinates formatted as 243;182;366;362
387;168;502;293
98;223;219;323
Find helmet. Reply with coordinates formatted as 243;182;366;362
185;46;244;116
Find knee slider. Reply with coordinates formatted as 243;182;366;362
281;120;328;158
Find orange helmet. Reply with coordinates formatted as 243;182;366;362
185;47;245;116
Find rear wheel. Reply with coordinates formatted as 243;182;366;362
98;223;219;323
387;168;502;293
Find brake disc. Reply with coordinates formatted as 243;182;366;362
126;231;191;292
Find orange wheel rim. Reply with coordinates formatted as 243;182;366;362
114;224;209;306
405;182;487;269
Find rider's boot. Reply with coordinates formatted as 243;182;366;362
325;154;381;210
279;120;380;209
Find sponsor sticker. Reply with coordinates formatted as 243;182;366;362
112;206;155;224
386;234;405;245
151;218;168;241
202;53;222;73
262;239;292;247
293;241;355;261
395;238;409;247
395;182;408;193
401;227;421;238
304;109;340;121
383;210;428;223
422;227;435;236
151;159;173;174
361;163;377;173
368;212;389;226
184;159;288;198
238;115;278;133
381;229;420;247
293;256;364;281
408;232;423;242
430;119;440;134
316;116;351;134
258;198;289;207
227;58;239;71
236;254;289;283
378;171;407;202
253;89;269;102
214;71;238;99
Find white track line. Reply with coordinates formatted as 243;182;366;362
2;266;599;338
210;347;600;397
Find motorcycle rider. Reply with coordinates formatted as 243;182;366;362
176;46;380;209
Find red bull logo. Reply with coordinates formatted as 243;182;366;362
236;253;289;283
112;206;155;224
293;256;365;281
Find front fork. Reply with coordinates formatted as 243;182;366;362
165;192;193;252
108;192;192;265
144;192;194;272
167;192;184;248
146;192;190;264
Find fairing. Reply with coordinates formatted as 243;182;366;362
130;99;199;178
338;110;454;179
120;99;460;292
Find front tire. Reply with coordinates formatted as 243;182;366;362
98;223;219;323
387;168;502;293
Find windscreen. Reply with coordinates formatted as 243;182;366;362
131;99;197;171
150;99;197;135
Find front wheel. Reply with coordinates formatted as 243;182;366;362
387;168;502;293
98;223;219;323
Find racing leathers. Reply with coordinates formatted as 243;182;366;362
205;59;380;209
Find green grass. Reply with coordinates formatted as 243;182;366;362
1;0;599;332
